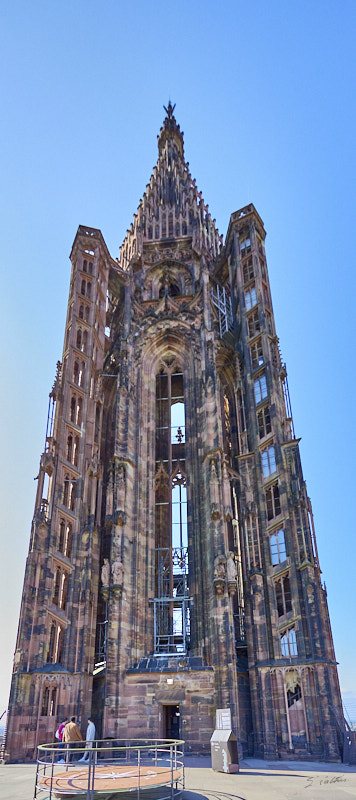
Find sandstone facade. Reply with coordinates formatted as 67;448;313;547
5;105;345;762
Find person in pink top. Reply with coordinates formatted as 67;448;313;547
56;719;68;762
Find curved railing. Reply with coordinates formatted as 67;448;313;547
34;738;185;800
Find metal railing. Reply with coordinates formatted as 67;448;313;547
35;738;185;800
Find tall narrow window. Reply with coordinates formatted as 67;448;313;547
73;361;79;385
59;572;68;610
266;483;281;520
59;519;66;552
154;363;189;655
49;687;57;716
67;434;73;462
221;388;239;462
70;396;76;423
261;445;276;477
270;528;286;564
248;309;260;338
281;627;297;657
53;568;61;605
47;621;63;663
47;622;56;663
245;285;257;310
251;338;263;370
41;687;50;716
73;436;79;467
168;212;173;237
275;575;292;616
77;397;82;427
64;522;72;557
63;474;70;507
69;479;75;511
254;373;267;404
78;361;85;387
240;235;251;257
257;405;271;438
243;256;254;283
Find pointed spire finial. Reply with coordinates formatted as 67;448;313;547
163;101;176;119
158;101;184;156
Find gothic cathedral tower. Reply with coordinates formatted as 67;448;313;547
6;105;345;762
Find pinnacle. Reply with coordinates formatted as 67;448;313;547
158;101;184;157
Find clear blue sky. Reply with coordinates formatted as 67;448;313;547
1;1;355;725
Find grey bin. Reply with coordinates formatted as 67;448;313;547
210;729;239;773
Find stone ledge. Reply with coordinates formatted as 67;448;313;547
126;656;214;674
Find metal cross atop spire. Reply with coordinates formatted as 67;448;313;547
164;101;176;118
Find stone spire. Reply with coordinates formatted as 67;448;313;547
118;105;222;270
158;101;184;157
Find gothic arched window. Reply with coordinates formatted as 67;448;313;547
76;328;82;350
49;687;57;716
70;395;76;423
73;435;79;467
59;519;65;552
67;434;73;462
154;362;189;655
63;474;70;507
159;282;180;299
220;385;239;463
69;479;75;511
41;687;50;716
59;572;68;609
53;567;61;605
65;522;72;557
77;397;82;426
47;622;56;663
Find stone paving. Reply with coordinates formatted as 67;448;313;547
0;756;355;800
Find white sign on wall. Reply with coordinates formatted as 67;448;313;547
216;708;231;730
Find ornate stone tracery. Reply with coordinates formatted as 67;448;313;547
5;104;346;768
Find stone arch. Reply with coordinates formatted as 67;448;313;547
143;261;193;300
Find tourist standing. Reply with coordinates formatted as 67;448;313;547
62;716;83;761
79;718;96;761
